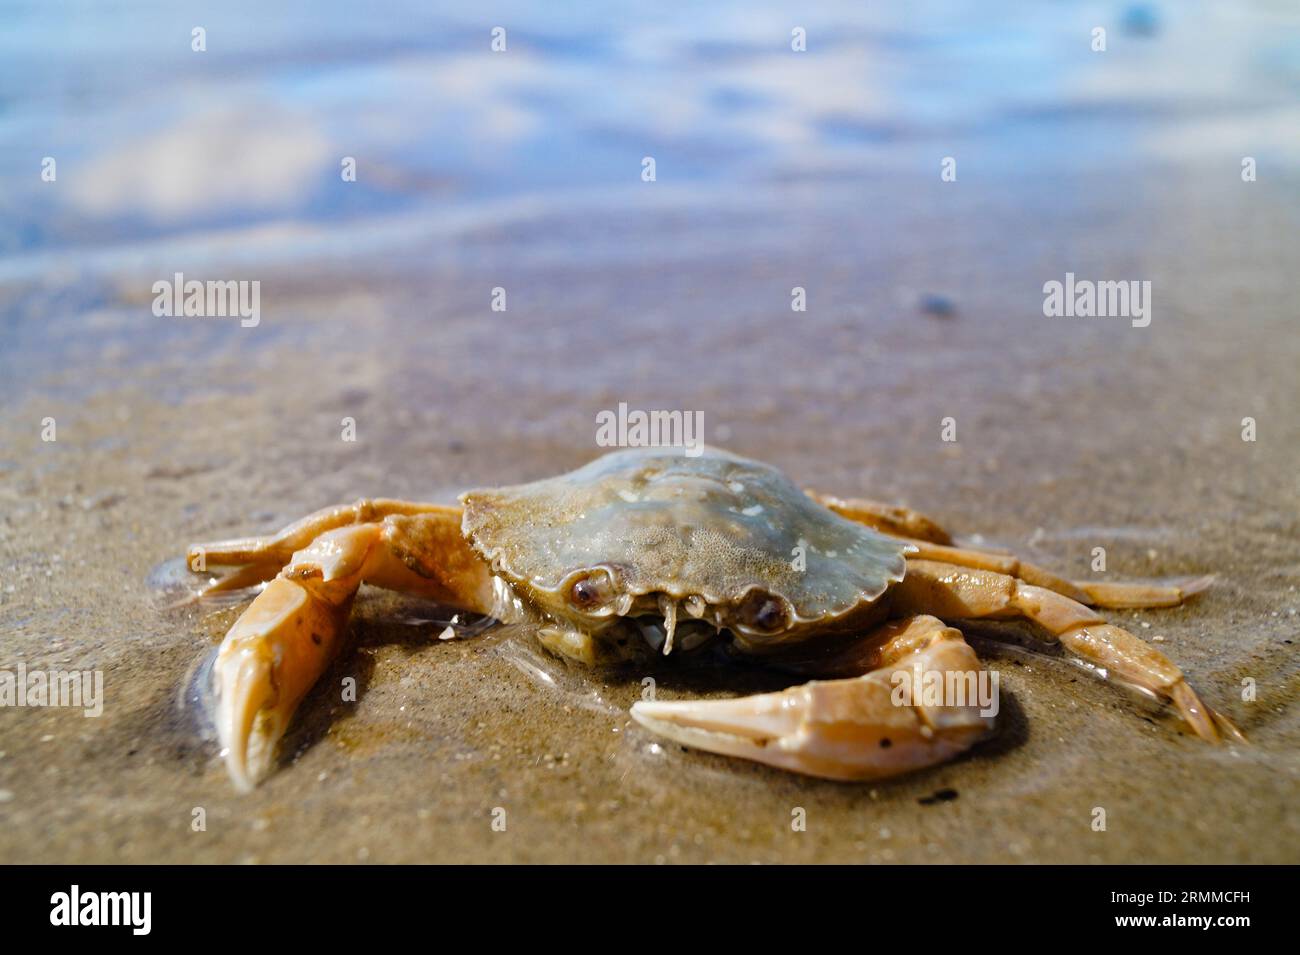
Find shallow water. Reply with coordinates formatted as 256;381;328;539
1;1;1298;862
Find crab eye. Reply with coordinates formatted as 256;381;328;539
738;590;790;633
569;570;614;610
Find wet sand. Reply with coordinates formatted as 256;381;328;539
2;163;1298;863
2;3;1298;863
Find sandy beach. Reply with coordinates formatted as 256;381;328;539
1;1;1297;863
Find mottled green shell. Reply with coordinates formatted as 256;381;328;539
460;448;908;631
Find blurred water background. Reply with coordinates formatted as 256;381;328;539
4;2;1298;289
1;1;1298;863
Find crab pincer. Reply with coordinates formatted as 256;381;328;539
195;509;493;789
633;615;995;780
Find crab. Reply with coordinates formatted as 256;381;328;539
182;447;1242;791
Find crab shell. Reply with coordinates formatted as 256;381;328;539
459;447;911;654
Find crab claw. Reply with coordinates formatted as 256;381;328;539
631;645;994;781
212;577;353;791
214;638;277;793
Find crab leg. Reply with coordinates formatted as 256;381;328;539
1070;578;1214;609
188;499;460;595
805;490;952;544
209;510;493;790
892;559;1243;742
631;615;994;781
895;538;1091;602
889;538;1213;609
814;493;1209;610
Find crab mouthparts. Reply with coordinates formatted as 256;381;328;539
658;595;678;655
631;603;718;656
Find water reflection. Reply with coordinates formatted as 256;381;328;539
3;0;1296;273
